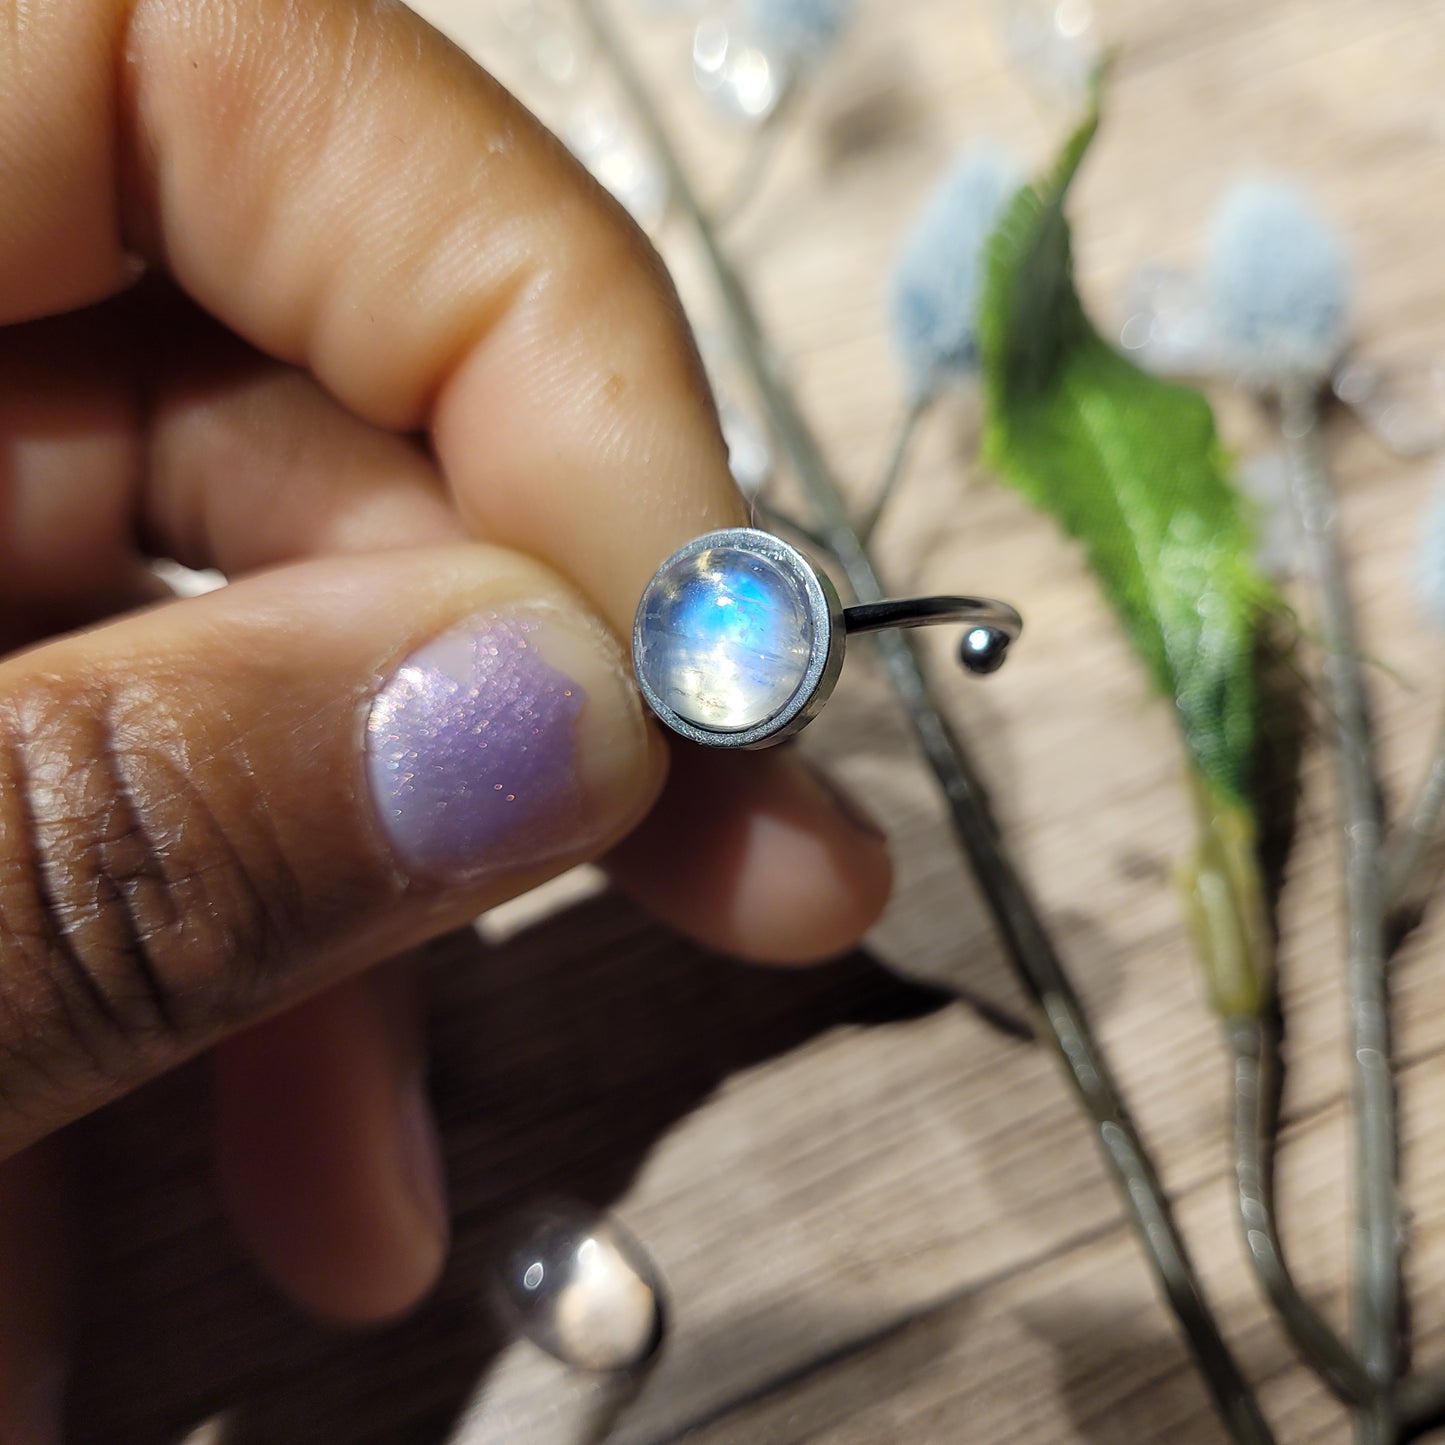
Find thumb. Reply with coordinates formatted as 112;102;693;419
0;543;660;1158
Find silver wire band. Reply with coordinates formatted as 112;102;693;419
842;596;1023;644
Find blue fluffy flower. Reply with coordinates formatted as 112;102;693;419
1203;178;1352;386
744;0;854;67
890;144;1025;402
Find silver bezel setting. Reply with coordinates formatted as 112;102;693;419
632;527;845;750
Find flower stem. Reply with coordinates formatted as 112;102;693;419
858;395;931;544
1227;1015;1373;1404
717;82;797;227
754;499;832;557
1382;707;1445;944
1279;380;1399;1441
578;3;1275;1434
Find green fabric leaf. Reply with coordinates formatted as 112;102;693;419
977;93;1272;813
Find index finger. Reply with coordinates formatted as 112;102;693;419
0;0;744;631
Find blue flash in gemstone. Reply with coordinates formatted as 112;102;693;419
635;543;814;732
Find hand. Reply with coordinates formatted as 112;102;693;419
0;0;892;1433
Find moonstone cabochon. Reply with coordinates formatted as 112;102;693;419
635;542;814;732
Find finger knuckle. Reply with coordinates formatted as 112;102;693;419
0;670;303;1084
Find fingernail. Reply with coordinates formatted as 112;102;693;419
803;761;888;843
366;609;649;879
396;1073;449;1248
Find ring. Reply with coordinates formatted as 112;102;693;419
632;527;1022;749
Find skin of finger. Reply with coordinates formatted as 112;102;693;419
607;745;894;964
0;328;887;1330
2;0;891;956
215;962;446;1323
0;305;468;1322
0;312;144;607
152;357;459;1324
0;288;462;582
0;285;892;970
143;370;882;1322
0;0;131;322
129;0;744;635
145;348;464;571
144;340;464;1325
4;0;739;632
139;341;895;972
1;17;891;1331
0;1141;73;1445
147;353;462;1323
0;544;663;1160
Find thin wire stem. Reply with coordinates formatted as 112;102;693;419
1280;380;1399;1443
577;3;1276;1435
1227;1016;1373;1404
1382;707;1445;941
1378;719;1445;1437
716;81;797;227
762;499;1034;1044
754;498;831;556
858;395;931;545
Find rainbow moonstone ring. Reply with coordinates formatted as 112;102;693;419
633;527;1022;749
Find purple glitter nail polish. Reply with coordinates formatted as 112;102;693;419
366;614;587;878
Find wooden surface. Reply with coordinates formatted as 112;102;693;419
71;0;1445;1441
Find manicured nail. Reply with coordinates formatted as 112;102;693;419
366;609;647;879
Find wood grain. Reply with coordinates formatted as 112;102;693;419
68;0;1445;1441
